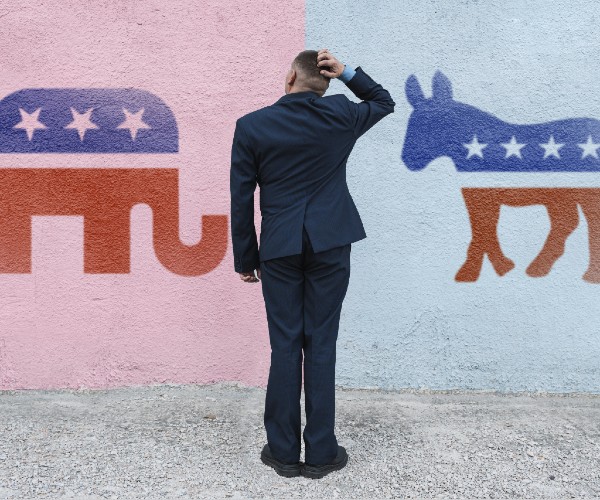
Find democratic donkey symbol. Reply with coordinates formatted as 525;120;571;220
0;88;227;275
402;71;600;283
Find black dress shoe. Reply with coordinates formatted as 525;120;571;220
260;444;302;477
301;445;348;479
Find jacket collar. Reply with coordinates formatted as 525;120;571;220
275;90;321;103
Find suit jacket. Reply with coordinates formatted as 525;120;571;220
230;66;395;273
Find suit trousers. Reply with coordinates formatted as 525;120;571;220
260;225;351;466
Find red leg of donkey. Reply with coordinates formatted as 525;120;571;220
526;190;579;278
456;188;515;282
578;189;600;283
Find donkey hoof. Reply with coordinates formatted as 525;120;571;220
495;259;515;277
583;270;600;283
526;262;551;277
455;265;480;282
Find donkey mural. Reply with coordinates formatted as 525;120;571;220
0;88;227;276
402;71;600;283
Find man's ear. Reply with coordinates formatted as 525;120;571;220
288;68;297;86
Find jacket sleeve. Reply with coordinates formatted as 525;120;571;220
230;119;260;273
343;66;395;139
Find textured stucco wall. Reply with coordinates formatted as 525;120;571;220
307;0;600;393
1;0;599;393
0;0;302;389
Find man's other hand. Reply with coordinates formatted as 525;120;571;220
317;49;345;79
239;269;261;283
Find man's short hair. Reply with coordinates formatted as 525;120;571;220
292;50;330;93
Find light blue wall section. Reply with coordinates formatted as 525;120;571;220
307;0;600;392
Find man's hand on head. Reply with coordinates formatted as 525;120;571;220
317;49;345;79
239;269;261;283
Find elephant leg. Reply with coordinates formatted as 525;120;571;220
119;169;229;276
579;190;600;283
0;214;32;273
526;196;579;278
83;208;131;273
152;208;228;277
456;189;514;282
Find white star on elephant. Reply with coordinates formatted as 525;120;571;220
13;108;47;141
64;107;99;141
117;108;151;141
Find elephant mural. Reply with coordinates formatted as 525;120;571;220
0;88;227;275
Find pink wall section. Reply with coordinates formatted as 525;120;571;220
0;0;305;389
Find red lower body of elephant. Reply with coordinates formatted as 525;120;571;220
0;168;228;276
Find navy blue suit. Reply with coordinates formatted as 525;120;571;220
230;66;395;465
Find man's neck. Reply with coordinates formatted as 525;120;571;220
289;87;323;97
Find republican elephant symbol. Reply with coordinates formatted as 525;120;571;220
0;87;228;275
0;169;228;276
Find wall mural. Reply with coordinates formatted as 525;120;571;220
0;88;228;276
4;78;599;282
403;71;600;283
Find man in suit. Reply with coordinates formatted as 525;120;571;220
230;48;395;479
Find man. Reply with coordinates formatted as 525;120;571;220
230;48;395;479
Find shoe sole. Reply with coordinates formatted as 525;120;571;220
260;453;301;478
300;453;348;479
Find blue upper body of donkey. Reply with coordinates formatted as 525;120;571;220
402;71;600;172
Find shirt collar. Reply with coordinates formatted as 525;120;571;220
275;90;321;103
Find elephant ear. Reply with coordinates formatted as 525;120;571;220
405;74;425;108
432;70;453;101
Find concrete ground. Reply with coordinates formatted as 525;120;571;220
0;383;598;499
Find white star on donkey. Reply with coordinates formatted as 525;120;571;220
501;136;526;159
117;108;151;141
64;107;98;141
463;135;487;159
13;107;47;141
578;135;600;159
540;135;564;159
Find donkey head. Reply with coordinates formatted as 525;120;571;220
402;71;455;171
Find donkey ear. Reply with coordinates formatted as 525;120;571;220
405;75;425;108
432;70;453;100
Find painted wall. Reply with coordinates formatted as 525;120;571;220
0;0;302;389
308;0;600;393
1;0;599;393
